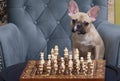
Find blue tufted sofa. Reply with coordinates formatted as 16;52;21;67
0;0;120;71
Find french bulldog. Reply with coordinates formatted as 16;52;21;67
68;0;105;59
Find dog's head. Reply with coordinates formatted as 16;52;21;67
68;0;100;35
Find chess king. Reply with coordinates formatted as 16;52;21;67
68;0;105;59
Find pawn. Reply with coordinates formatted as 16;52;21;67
46;55;51;75
86;52;94;75
56;60;63;75
76;57;80;74
74;48;79;59
50;60;56;75
54;45;59;56
68;54;73;75
72;60;78;75
79;57;86;75
48;54;51;65
64;48;69;58
36;62;43;75
64;57;70;75
54;58;58;74
40;52;45;65
61;57;65;73
43;62;48;75
51;48;54;55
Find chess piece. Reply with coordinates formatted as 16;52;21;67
86;52;94;75
40;52;45;65
36;61;43;75
64;57;70;75
46;55;51;75
50;60;56;75
48;55;51;63
64;48;70;75
74;48;79;59
68;54;73;75
87;52;92;61
79;57;86;75
51;48;55;60
51;48;54;55
43;62;48;75
72;60;78;75
56;58;63;75
61;57;65;73
64;47;69;59
76;56;80;74
54;45;59;56
54;57;58;74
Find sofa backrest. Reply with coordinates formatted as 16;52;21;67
7;0;108;60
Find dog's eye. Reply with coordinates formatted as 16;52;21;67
72;19;76;25
83;21;89;26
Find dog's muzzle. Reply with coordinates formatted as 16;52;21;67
72;25;86;35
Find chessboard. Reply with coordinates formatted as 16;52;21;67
20;45;105;81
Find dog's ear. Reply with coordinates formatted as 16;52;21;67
87;6;100;22
68;0;79;16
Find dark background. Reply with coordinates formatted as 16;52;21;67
0;0;7;26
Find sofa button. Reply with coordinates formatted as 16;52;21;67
34;21;37;24
23;6;26;9
91;3;94;7
44;4;47;8
56;21;60;24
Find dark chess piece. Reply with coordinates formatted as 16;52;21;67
64;58;70;75
72;60;78;75
43;62;47;75
79;57;86;75
57;55;61;62
86;62;93;75
79;63;85;75
50;60;56;75
56;61;63;75
35;63;43;75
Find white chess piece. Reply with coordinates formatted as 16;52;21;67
47;54;51;75
86;52;94;75
76;56;80;74
68;54;73;75
61;57;65;73
74;48;79;59
87;52;92;63
48;54;51;65
54;56;58;73
51;48;54;55
40;52;45;65
54;45;59;55
64;47;69;58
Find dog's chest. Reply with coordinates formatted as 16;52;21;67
72;33;93;46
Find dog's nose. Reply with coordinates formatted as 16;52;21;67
72;25;78;33
72;27;76;33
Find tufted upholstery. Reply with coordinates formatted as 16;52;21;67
4;0;107;66
4;0;120;71
7;0;73;62
0;0;108;68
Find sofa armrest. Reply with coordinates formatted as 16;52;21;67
97;21;120;67
0;23;27;71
